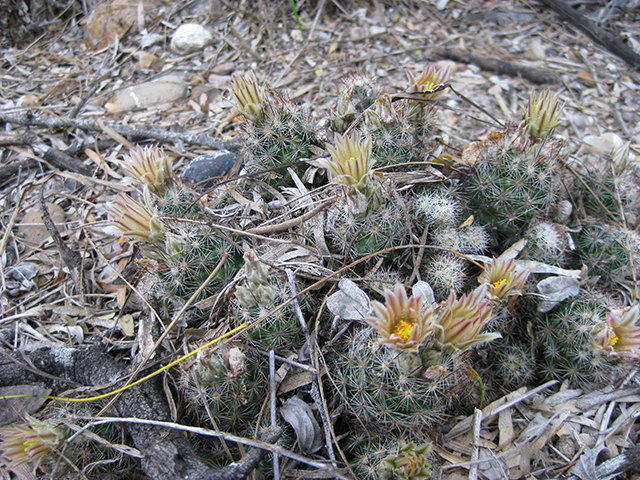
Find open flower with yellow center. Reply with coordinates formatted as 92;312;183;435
525;89;564;142
119;145;173;195
319;132;375;192
229;71;265;123
364;283;437;352
406;63;452;99
478;256;533;301
104;190;165;245
592;304;640;358
0;415;68;470
435;285;499;353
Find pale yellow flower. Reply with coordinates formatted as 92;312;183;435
0;415;67;470
104;191;165;245
120;145;173;195
435;286;499;352
478;256;533;301
525;89;564;141
229;71;265;123
364;283;437;352
319;132;375;191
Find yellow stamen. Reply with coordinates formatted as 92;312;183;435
609;333;619;347
350;156;358;162
393;320;414;342
492;278;508;289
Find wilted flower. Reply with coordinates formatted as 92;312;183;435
525;89;564;142
104;191;165;245
406;64;452;99
0;415;68;470
592;304;640;358
378;442;433;480
235;249;279;309
478;256;533;301
364;95;398;129
364;283;437;352
120;145;173;195
435;286;499;352
229;71;265;123
319;132;375;191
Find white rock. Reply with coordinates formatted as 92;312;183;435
171;23;213;54
583;132;624;155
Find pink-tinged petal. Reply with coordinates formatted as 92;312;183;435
363;283;437;352
436;286;496;352
119;145;173;195
405;64;453;98
592;304;640;358
104;192;165;245
229;71;265;123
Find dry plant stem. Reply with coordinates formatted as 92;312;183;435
536;0;640;70
610;163;639;298
97;253;230;417
269;350;280;480
39;188;86;304
286;269;337;467
469;408;482;480
247;199;333;235
433;47;561;85
0;186;28;293
0;345;215;480
563;444;640;480
446;380;558;440
80;417;354;479
0;111;241;150
563;160;622;226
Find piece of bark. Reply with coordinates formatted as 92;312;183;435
38;145;94;177
0;159;41;187
0;130;38;146
432;46;562;84
536;0;640;70
0;345;281;480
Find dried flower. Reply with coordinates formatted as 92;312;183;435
478;256;533;301
104;191;165;245
364;283;437;352
229;71;265;123
243;249;269;285
364;95;398;129
0;415;67;470
435;286;499;352
525;89;564;142
235;250;279;309
120;145;173;195
406;64;452;99
378;442;433;480
592;304;640;358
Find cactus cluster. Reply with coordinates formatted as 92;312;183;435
92;66;640;479
230;71;322;183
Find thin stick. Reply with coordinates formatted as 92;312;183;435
73;416;351;479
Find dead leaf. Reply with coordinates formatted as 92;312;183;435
326;278;371;321
279;396;323;454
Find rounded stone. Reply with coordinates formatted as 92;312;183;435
181;150;238;189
